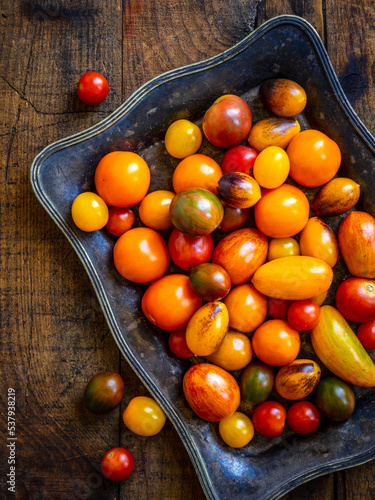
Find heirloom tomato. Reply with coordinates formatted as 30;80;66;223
212;228;268;285
267;238;300;261
71;192;109;232
219;204;250;232
165;119;202;159
223;284;268;333
172;154;222;194
206;330;252;371
168;328;194;358
254;184;309;238
287;129;341;187
188;262;231;301
335;277;375;323
141;274;202;331
275;359;321;400
247;117;300;152
357;321;375;349
287;401;321;434
240;361;275;406
252;401;286;437
202;95;252;149
219;412;254;448
217;172;261;209
315;377;355;422
106;207;135;236
183;363;240;422
168;229;214;271
139;190;174;231
221;145;258;175
253;146;290;189
78;71;109;105
252;319;300;366
287;300;321;330
311;177;360;217
123;396;166;436
95;151;150;207
259;78;307;117
84;371;125;414
101;447;134;481
113;227;169;283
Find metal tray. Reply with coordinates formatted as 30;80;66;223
30;15;375;500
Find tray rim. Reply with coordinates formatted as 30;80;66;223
30;14;375;500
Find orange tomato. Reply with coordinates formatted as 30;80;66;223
206;330;252;371
287;130;341;187
95;151;150;207
252;319;301;366
254;184;309;238
253;146;290;189
299;217;339;268
172;154;223;194
224;284;268;333
268;237;300;261
113;227;169;283
141;274;202;331
139;190;175;231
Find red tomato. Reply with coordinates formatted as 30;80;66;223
77;71;109;105
168;228;214;271
141;274;202;331
252;319;300;366
287;299;321;330
287;401;321;434
114;227;169;283
183;363;241;422
168;328;194;358
335;277;375;323
221;145;258;175
252;401;286;437
101;447;134;481
106;207;135;236
95;151;150;207
357;321;375;349
212;228;268;285
268;297;292;320
202;96;252;148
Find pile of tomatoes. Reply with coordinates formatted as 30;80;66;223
72;77;375;450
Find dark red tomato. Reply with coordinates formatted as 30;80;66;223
287;401;321;434
357;321;375;349
168;228;214;271
221;145;258;175
101;447;134;481
77;71;109;105
268;297;292;320
219;204;251;232
335;277;375;323
168;328;194;358
106;207;135;236
202;96;252;149
287;299;321;330
84;371;125;414
252;400;286;437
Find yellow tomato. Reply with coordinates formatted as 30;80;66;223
206;330;252;371
123;396;166;436
219;412;255;448
71;192;109;232
253;146;290;188
268;237;300;261
165;119;202;159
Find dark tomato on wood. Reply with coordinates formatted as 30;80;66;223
335;277;375;323
84;371;125;414
252;400;286;437
78;71;109;105
101;447;134;481
168;228;214;271
287;401;321;434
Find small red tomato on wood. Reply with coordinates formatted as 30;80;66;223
78;71;109;105
101;447;134;481
335;277;375;323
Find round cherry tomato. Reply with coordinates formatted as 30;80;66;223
268;238;300;261
71;192;109;232
101;447;134;481
221;145;258;175
287;401;321;434
168;228;214;271
106;207;135;236
123;396;166;436
168;328;194;358
77;71;109;105
139;190;174;231
287;299;321;330
183;362;240;422
172;154;222;194
252;401;286;437
219;204;251;232
203;95;252;148
95;151;150;207
219;411;255;448
254;184;310;238
253;146;290;189
141;274;202;331
287;129;341;187
223;284;268;333
206;330;252;371
165;119;202;159
357;321;375;349
335;277;375;323
252;319;300;366
268;297;292;320
113;227;169;283
84;371;125;414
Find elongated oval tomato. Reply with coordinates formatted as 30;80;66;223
275;359;321;400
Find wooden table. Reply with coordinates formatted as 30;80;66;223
1;1;375;498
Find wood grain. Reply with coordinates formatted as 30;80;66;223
1;1;375;499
